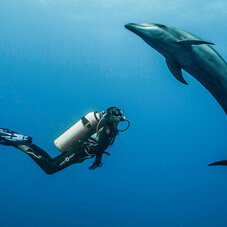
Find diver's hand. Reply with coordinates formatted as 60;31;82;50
89;160;103;170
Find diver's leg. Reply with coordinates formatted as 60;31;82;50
0;128;89;174
17;143;88;174
17;144;59;174
50;144;89;172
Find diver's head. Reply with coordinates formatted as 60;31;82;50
105;106;130;132
106;107;125;123
96;107;130;137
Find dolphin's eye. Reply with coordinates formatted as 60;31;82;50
154;24;167;28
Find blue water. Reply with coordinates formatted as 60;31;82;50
0;1;226;226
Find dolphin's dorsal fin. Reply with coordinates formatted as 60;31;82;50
166;58;188;85
177;40;215;46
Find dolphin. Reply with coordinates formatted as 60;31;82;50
125;23;227;114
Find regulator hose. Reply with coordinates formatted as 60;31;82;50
96;113;107;139
118;119;130;132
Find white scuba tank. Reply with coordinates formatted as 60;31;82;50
54;112;101;152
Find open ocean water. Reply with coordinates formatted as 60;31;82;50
0;0;226;226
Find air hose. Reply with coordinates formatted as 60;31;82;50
118;119;130;132
96;113;107;139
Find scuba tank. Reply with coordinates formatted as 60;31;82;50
54;112;101;152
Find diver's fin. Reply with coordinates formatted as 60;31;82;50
165;58;188;85
0;128;32;146
177;40;215;46
209;160;227;166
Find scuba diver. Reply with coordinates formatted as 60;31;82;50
0;107;130;174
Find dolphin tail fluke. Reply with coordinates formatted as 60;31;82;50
208;160;227;166
177;40;215;46
166;58;188;85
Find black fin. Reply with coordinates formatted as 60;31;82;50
177;40;215;46
0;128;32;146
208;160;227;166
166;58;188;85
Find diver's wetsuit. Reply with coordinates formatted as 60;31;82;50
5;124;118;174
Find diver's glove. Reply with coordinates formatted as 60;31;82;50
89;159;103;170
88;150;111;170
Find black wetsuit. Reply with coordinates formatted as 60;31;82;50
16;124;118;174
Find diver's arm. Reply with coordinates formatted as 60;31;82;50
89;125;116;170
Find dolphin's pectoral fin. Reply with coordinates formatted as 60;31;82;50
165;58;188;85
208;160;227;166
177;40;215;46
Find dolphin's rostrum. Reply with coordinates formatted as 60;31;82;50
125;23;227;114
